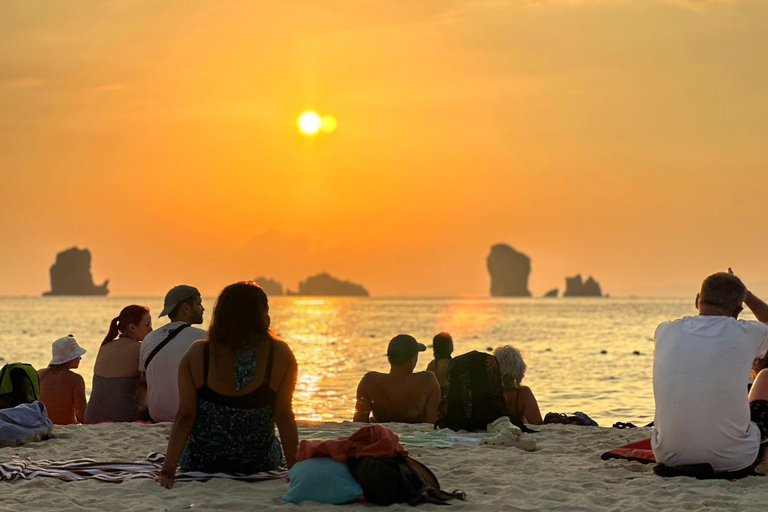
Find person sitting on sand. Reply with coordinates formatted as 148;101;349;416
138;285;206;422
426;332;453;392
354;334;441;424
157;282;298;488
653;270;768;473
85;305;153;424
38;335;87;425
493;345;543;425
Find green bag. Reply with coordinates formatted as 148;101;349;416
0;363;40;408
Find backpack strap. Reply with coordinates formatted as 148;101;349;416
144;324;192;370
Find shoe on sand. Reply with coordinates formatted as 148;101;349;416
480;426;536;451
487;416;520;435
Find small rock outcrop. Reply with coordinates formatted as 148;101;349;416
43;247;109;296
487;244;531;297
292;273;369;296
253;276;283;297
563;274;603;297
543;288;558;298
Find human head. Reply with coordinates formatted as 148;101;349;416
160;285;204;324
387;334;426;367
433;332;453;360
493;345;527;390
50;335;86;368
696;272;746;318
208;281;273;348
102;305;152;345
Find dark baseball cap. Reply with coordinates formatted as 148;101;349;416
159;285;200;318
387;334;426;364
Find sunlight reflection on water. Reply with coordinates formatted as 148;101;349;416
0;296;735;426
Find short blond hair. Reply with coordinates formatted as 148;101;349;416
494;345;527;390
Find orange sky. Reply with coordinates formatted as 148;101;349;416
2;0;768;298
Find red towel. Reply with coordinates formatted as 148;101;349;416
297;425;409;462
600;438;655;464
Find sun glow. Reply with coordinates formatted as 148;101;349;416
298;111;338;136
298;111;322;135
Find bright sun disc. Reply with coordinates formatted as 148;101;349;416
298;111;322;135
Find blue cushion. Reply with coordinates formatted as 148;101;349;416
284;457;363;504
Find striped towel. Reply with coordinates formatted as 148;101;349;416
0;452;288;483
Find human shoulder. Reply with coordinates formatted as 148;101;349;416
518;385;535;398
415;370;440;387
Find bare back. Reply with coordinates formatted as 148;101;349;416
426;358;451;390
38;368;86;425
356;371;440;424
93;338;141;378
503;385;543;425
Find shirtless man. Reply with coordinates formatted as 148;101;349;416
354;334;441;424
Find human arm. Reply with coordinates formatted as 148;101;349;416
745;291;768;324
729;268;768;323
73;375;87;424
353;374;372;423
520;386;543;425
274;344;298;469
157;350;198;489
426;360;436;373
423;372;441;424
135;372;149;421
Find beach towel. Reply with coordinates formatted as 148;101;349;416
297;425;408;462
0;452;287;483
0;401;53;447
600;438;656;464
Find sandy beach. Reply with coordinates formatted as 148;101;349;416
2;421;766;511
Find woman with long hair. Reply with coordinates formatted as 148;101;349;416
493;345;543;425
84;305;152;424
157;282;298;488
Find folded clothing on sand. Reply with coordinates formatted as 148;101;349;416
0;401;53;447
0;452;287;483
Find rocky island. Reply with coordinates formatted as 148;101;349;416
253;276;284;297
43;247;109;296
487;244;532;297
289;273;369;296
563;274;603;297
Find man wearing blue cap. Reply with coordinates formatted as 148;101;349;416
353;334;441;424
138;285;206;422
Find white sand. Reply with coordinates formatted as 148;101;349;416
1;422;766;511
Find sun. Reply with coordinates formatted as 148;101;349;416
298;111;322;135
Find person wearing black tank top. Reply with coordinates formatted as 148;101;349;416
157;282;298;488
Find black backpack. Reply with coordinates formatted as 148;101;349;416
348;456;465;506
435;350;528;432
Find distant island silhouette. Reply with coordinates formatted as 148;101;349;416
43;247;108;296
253;276;284;296
288;273;369;296
488;243;606;297
563;274;603;297
487;244;532;297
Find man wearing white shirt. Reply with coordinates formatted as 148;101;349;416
653;271;768;473
138;285;207;422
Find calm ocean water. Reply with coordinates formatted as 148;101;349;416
0;296;732;426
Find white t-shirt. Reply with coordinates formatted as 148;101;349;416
652;316;768;472
139;321;207;423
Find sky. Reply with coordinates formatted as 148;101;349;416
1;0;768;298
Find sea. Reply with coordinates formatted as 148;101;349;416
0;296;732;427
